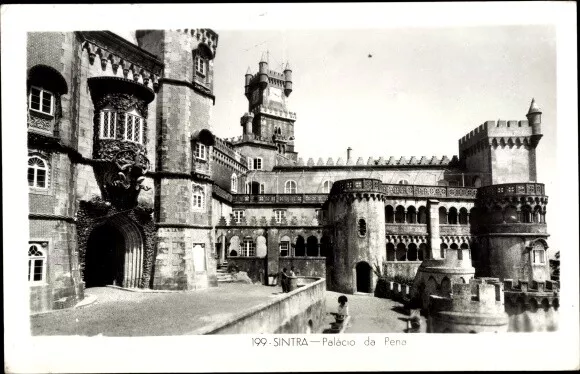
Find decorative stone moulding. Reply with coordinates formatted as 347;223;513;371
88;76;155;209
81;36;162;92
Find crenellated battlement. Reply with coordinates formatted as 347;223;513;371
213;136;248;167
458;119;536;151
277;155;459;169
427;278;509;333
503;279;560;314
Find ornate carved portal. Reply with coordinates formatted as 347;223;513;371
88;76;155;209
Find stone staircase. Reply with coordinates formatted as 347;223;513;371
216;262;234;283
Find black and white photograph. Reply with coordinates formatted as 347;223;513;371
2;2;578;372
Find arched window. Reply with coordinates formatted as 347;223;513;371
99;107;118;139
504;206;518;223
28;156;48;189
306;236;318;257
285;180;297;194
532;241;546;264
385;205;395;223
395;206;405;223
396;243;407;261
439;207;448;224
398;180;409;185
406;206;417;223
440;243;448;258
521;205;533;223
386;243;395;261
459;208;469;225
192;184;205;210
294;236;305;256
322;180;333;194
473;177;482;188
230;173;238;193
448;207;458;224
418;206;427;224
124;109;144;144
358;219;367;236
28;243;46;282
242;238;255;257
407;243;418;261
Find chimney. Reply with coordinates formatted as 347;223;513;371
347;147;352;162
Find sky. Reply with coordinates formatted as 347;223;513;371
117;25;558;252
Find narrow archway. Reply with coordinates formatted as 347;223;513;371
85;223;125;287
355;261;372;293
85;216;144;288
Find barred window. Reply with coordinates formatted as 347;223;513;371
242;238;255;257
275;210;286;223
192;184;205;210
253;158;263;170
285;180;297;194
195;143;207;160
195;55;207;76
99;109;117;139
280;241;290;257
124;112;144;144
28;243;46;283
29;86;54;115
28;156;48;189
231;173;238;193
233;210;245;224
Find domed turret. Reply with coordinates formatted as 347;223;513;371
283;62;293;97
258;52;269;89
244;66;252;97
527;98;542;135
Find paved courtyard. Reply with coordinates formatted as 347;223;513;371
31;284;282;336
323;291;427;334
31;284;426;336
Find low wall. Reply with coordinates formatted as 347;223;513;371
193;277;326;334
384;261;422;279
226;257;267;284
279;257;326;278
30;282;85;313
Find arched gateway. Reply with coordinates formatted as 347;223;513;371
84;215;144;288
355;261;372;293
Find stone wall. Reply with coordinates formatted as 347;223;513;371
192;277;326;334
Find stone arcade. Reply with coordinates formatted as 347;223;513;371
26;30;556;332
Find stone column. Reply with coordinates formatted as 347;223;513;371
220;235;226;264
428;199;442;259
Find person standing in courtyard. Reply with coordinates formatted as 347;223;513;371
280;268;289;293
335;295;349;323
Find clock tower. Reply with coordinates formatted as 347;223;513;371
240;53;297;161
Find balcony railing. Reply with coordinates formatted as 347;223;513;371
331;179;478;199
478;183;546;198
439;224;472;236
385;223;428;235
232;193;328;205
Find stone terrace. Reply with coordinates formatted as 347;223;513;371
31;284;286;336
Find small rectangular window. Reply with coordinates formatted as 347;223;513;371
233;210;245;223
275;210;286;223
253;158;263;170
195;143;207;160
100;110;117;139
195;55;206;76
533;249;545;264
29;87;53;115
280;241;290;257
247;157;254;170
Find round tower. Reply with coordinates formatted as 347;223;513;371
474;182;549;283
328;179;386;294
527;98;543;141
283;62;293;97
258;52;269;88
244;66;252;98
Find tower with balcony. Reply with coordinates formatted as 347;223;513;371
460;100;550;282
136;29;220;290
